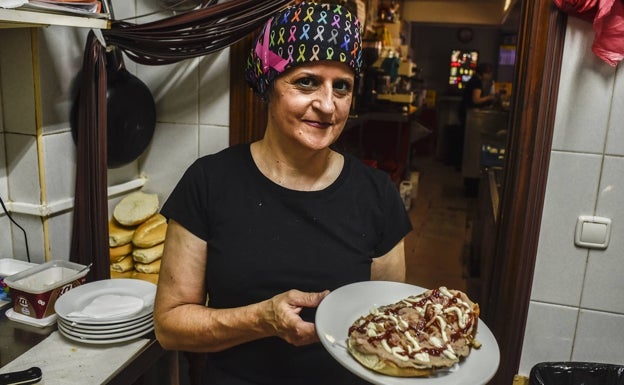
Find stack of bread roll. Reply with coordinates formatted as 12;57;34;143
109;191;166;285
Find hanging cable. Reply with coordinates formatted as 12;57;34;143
0;195;31;263
102;0;292;65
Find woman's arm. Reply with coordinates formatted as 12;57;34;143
471;87;495;105
154;220;328;352
370;238;406;282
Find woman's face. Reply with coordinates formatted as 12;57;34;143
266;61;355;151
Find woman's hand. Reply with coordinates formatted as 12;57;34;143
264;289;329;346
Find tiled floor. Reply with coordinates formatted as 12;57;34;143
404;155;476;292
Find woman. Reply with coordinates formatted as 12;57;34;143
456;62;497;177
458;62;496;129
154;2;412;384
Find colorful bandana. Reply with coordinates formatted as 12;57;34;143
246;1;362;96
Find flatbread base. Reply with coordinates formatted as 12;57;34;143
347;338;434;377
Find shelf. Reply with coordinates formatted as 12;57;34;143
0;8;109;29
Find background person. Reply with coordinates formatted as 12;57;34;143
457;63;497;194
153;2;413;384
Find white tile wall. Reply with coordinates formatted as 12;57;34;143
0;82;3;132
46;211;73;262
199;48;231;127
520;17;624;377
10;213;45;264
141;58;201;125
41;131;77;204
0;133;7;199
110;0;137;20
573;310;624;364
581;155;624;313
0;217;10;259
518;302;579;374
530;151;601;306
37;26;88;134
0;79;7;259
550;17;615;154
605;65;624;156
108;161;141;186
141;122;201;205
0;28;36;135
0;29;37;136
199;124;229;157
5;133;41;205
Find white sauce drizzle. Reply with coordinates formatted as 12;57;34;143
353;287;478;368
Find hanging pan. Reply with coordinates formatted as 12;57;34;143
71;45;156;168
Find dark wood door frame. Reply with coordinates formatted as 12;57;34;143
484;1;566;383
229;34;267;144
229;1;567;382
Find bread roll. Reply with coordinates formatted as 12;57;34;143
110;243;133;263
132;271;159;285
133;214;167;248
109;218;135;247
133;243;164;264
113;191;159;226
134;259;161;274
110;269;134;279
111;255;134;272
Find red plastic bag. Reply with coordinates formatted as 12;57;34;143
553;0;598;21
592;0;624;66
553;0;624;66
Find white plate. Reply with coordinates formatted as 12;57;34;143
58;318;153;340
58;315;152;335
315;281;500;385
58;325;153;345
58;312;153;332
54;279;156;324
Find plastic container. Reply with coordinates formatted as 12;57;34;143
0;258;37;302
4;260;89;319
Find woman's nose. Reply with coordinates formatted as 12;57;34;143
312;87;335;113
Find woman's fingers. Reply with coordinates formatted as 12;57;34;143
266;289;329;346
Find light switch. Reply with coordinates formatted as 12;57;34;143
575;215;611;249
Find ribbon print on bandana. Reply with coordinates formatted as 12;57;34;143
246;1;363;97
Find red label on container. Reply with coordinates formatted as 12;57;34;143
12;277;86;319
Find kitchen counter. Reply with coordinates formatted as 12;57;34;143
462;108;509;180
0;309;172;384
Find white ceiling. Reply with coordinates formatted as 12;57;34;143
401;0;519;26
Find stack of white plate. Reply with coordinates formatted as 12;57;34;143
54;279;157;344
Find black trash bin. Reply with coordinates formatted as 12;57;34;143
530;362;624;385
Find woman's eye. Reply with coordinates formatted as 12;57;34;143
334;80;352;94
296;77;317;88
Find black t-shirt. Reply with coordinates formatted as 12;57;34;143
161;144;412;385
460;75;492;124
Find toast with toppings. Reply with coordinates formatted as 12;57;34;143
347;286;480;377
